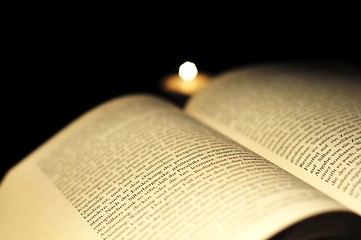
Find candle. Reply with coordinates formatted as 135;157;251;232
161;61;210;96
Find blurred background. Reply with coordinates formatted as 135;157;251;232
2;11;361;181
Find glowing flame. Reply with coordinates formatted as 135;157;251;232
179;61;198;81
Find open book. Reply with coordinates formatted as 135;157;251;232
1;61;361;240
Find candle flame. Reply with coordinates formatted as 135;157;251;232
179;61;198;81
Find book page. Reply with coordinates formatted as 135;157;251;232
0;94;349;240
186;61;361;216
0;161;102;240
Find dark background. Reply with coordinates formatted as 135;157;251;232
2;13;361;182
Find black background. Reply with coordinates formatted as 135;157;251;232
2;11;361;182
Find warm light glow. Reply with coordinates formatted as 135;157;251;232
179;61;198;81
162;61;210;96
